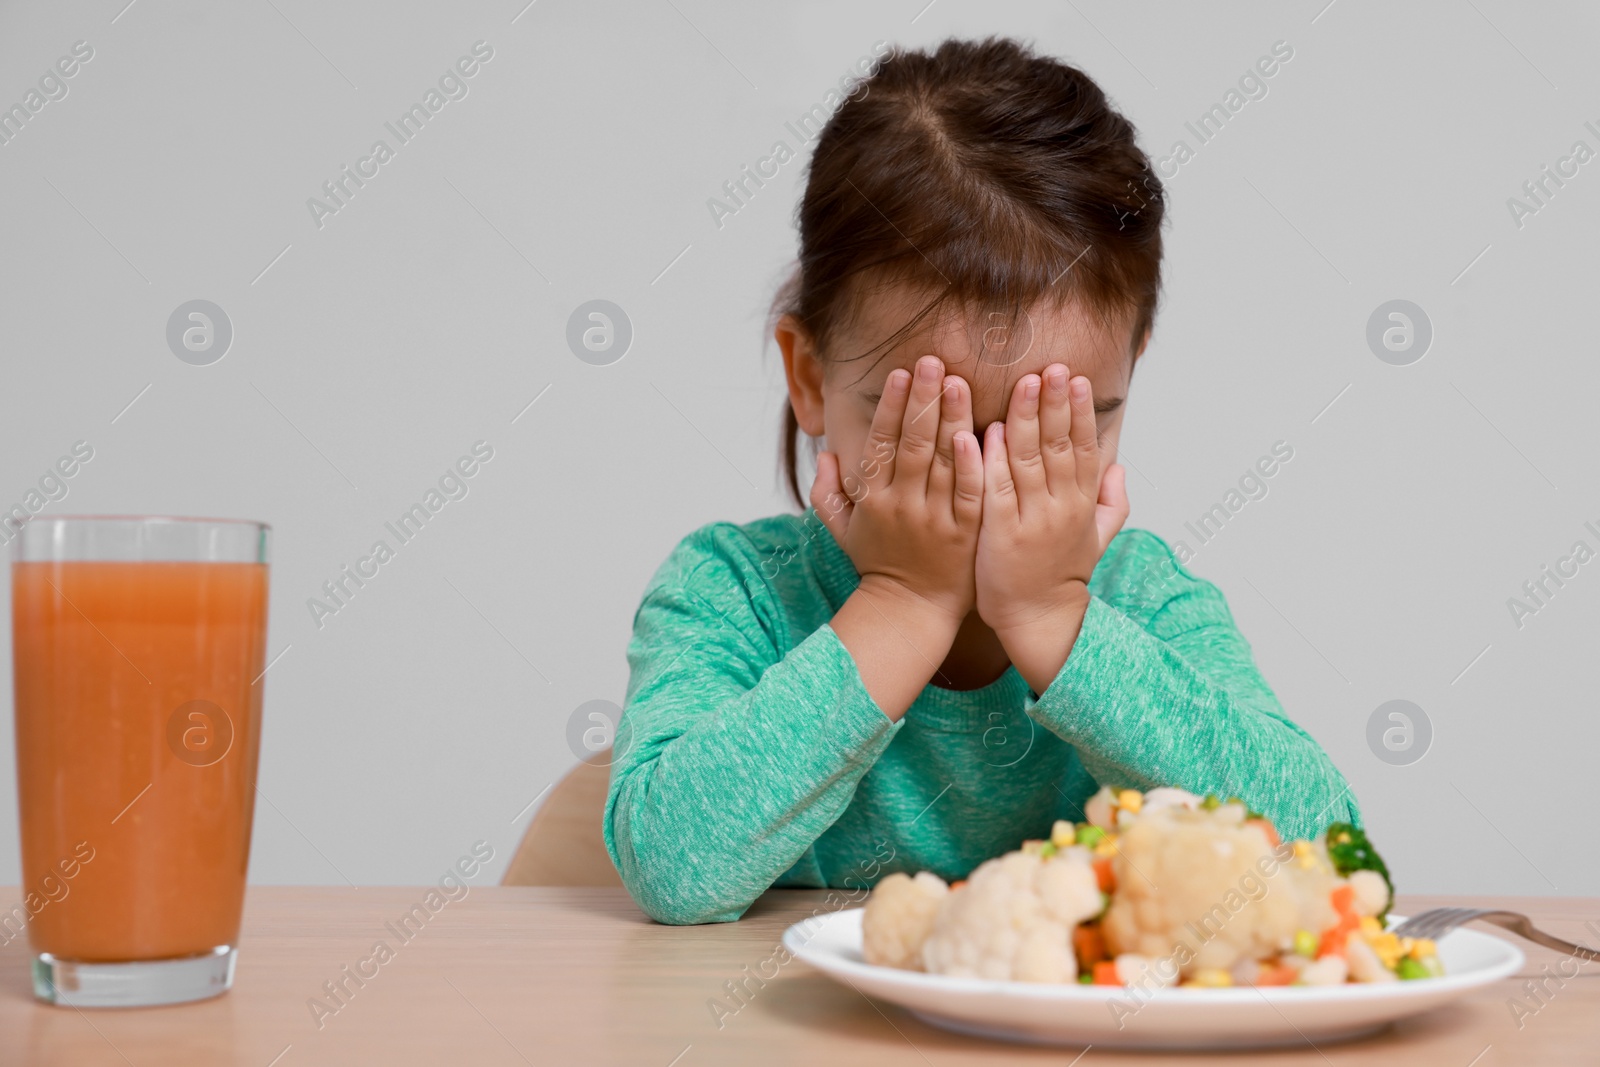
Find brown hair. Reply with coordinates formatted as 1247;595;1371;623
772;35;1167;508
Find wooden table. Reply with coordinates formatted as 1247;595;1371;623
0;888;1594;1065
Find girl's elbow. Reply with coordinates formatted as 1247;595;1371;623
620;863;752;926
639;888;747;926
607;813;753;926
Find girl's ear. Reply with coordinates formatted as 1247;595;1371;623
776;313;827;436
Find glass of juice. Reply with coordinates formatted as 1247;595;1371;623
10;516;270;1007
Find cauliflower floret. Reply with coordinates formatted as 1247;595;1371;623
1115;952;1178;989
1102;806;1339;977
1084;786;1118;830
1141;787;1201;814
1345;933;1398;983
920;849;1102;982
1347;869;1389;918
1298;955;1349;985
861;871;949;970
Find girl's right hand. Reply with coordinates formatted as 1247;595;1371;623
810;355;984;626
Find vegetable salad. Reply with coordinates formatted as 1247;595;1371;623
861;785;1443;988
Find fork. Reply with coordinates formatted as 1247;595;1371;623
1390;908;1600;961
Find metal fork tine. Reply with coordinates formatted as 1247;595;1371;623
1387;907;1599;961
1407;911;1443;939
1392;908;1441;938
1424;908;1472;937
1396;907;1469;940
1432;907;1484;937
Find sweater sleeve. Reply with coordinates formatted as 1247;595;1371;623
603;526;902;925
1025;532;1361;842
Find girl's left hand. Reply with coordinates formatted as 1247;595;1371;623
974;363;1130;693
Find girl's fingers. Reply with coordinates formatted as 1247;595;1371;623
895;355;944;491
952;430;984;526
1095;462;1131;552
981;421;1019;530
1068;374;1102;499
860;367;911;495
809;451;853;543
1037;363;1076;497
927;374;972;507
1004;373;1048;508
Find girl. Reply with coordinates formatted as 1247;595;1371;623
604;36;1358;925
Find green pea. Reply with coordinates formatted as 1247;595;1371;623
1076;825;1107;847
1396;957;1429;980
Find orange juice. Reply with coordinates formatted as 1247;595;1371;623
12;560;267;961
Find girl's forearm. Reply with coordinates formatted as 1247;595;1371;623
829;576;962;721
1024;594;1360;840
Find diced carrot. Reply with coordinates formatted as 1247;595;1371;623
1330;884;1356;919
1092;856;1116;893
1253;962;1297;986
1245;818;1281;848
949;880;966;891
1074;924;1107;967
1093;960;1122;986
1317;913;1359;959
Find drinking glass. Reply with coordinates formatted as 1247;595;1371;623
10;516;270;1006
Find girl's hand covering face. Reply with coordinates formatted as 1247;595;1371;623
974;362;1129;636
810;355;984;624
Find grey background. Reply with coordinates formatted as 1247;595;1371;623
0;0;1595;898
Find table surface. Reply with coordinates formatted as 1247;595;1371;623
0;887;1595;1066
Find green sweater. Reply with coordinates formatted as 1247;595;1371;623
603;507;1359;926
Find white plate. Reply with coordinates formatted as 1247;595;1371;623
782;910;1523;1050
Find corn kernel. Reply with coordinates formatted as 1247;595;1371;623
1409;938;1437;959
1050;820;1075;848
1094;839;1118;858
1368;931;1403;970
1292;841;1313;859
1190;968;1233;988
1358;916;1382;935
1117;789;1143;814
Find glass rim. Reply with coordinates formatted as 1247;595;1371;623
11;514;271;531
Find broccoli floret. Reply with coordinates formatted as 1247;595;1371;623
1325;822;1394;920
